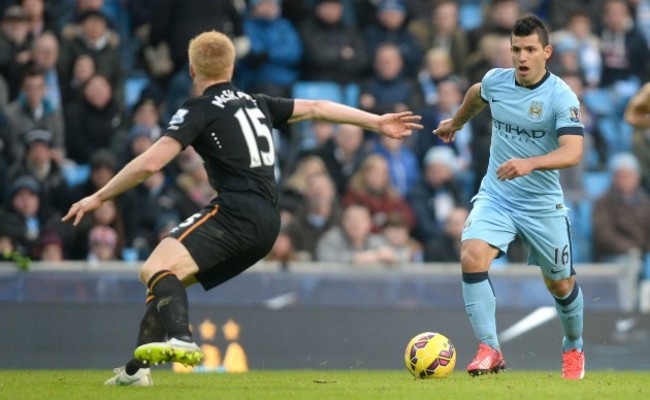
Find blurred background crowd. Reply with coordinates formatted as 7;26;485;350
0;0;649;276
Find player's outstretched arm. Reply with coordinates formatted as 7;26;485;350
62;137;182;226
433;83;486;143
289;99;423;139
624;82;650;129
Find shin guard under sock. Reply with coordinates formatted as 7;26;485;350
147;270;192;341
462;271;500;351
553;283;584;352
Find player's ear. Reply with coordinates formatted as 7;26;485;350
189;64;196;79
544;44;553;61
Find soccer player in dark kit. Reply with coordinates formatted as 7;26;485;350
62;30;423;386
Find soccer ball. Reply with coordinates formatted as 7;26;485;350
404;332;456;379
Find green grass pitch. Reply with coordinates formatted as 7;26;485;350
1;370;648;400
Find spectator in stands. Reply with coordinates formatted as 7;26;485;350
464;35;511;194
278;155;329;223
236;0;302;98
264;227;294;265
0;210;30;269
30;32;63;111
417;48;455;107
113;97;162;159
423;206;468;262
64;74;123;164
407;146;465;243
4;175;58;258
599;0;650;90
466;0;520;55
117;124;158;169
33;229;64;262
550;10;602;88
343;154;415;233
21;0;55;38
66;149;117;259
298;0;369;84
87;224;120;262
546;0;601;31
316;202;398;264
559;72;607;203
0;5;33;101
382;210;422;263
8;129;69;214
93;198;126;242
149;0;247;79
174;147;216;209
119;169;194;258
466;34;513;84
315;124;366;195
408;0;469;78
59;10;124;105
624;81;650;191
285;171;341;261
632;0;650;45
5;68;65;166
297;120;336;154
592;153;650;262
418;77;472;168
364;0;423;75
68;149;116;203
0;109;15;190
359;42;422;116
372;134;420;197
61;53;95;104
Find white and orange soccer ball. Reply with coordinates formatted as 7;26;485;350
404;332;457;379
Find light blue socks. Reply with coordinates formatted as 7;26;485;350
554;283;584;352
462;272;500;351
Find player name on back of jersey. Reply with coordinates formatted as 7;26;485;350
211;89;256;109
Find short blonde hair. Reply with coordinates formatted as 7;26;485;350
188;31;235;80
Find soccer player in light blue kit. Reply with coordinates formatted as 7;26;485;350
434;15;585;379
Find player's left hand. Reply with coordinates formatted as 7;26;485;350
378;111;423;139
497;158;534;181
61;194;103;226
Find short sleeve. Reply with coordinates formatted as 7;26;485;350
253;94;294;126
480;68;499;103
163;101;205;149
554;86;584;136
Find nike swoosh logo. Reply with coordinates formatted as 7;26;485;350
550;268;563;274
492;97;500;103
562;305;579;314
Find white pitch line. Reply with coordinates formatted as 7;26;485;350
499;306;557;343
264;292;297;309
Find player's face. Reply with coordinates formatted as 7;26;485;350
510;33;552;87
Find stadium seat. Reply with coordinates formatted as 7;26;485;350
343;83;361;108
62;163;91;188
582;171;611;200
291;81;344;103
124;75;151;110
291;81;345;149
643;253;650;280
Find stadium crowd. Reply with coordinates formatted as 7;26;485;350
0;0;649;277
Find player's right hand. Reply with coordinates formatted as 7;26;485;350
433;119;460;143
61;194;103;226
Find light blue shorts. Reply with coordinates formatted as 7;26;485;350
461;197;575;280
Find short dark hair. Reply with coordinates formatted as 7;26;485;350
512;14;549;47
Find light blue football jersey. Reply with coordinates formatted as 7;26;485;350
474;68;584;214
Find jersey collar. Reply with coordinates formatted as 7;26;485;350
514;69;551;90
203;82;235;95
